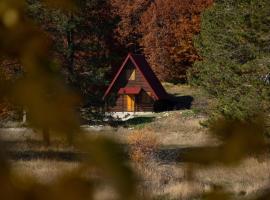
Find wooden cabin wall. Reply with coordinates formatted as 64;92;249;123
107;95;124;112
107;94;154;112
136;91;154;112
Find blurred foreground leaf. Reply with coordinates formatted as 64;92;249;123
202;187;232;200
0;1;139;200
182;116;267;165
78;135;138;200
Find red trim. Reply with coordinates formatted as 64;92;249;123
103;53;161;100
118;87;141;95
103;53;131;99
129;55;159;100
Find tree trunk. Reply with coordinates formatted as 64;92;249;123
66;14;78;87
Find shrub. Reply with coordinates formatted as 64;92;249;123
127;129;159;164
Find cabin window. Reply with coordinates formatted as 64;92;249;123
142;92;152;103
126;68;136;80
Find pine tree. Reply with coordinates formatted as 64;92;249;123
189;0;270;121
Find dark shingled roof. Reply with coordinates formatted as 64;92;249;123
103;53;168;100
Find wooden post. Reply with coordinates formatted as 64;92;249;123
22;109;27;124
122;94;124;112
134;96;137;114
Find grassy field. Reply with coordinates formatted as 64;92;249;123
0;84;269;200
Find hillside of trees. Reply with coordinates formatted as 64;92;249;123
189;0;270;123
111;0;213;82
1;0;269;125
0;0;213;120
0;1;270;200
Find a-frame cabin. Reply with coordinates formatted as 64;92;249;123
103;53;168;113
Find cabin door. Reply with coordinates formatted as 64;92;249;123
126;95;135;112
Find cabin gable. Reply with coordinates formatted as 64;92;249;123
109;60;154;97
104;53;167;112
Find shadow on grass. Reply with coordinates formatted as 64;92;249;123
0;139;82;162
1;139;71;152
7;146;221;163
7;150;84;161
4;139;128;162
2;139;45;150
6;145;210;163
154;95;194;112
156;145;216;164
7;137;263;164
168;95;194;110
109;116;155;128
5;143;219;164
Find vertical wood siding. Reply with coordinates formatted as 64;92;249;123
107;60;154;112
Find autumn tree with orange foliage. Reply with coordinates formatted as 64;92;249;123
110;0;152;52
111;0;213;82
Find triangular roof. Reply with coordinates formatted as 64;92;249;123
103;53;168;100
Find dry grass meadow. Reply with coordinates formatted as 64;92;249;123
0;84;269;200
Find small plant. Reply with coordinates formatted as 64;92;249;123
181;110;196;118
127;129;159;164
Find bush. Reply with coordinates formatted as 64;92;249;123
127;129;159;164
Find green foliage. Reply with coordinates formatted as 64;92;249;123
26;0;120;110
1;0;270;200
188;0;270;121
181;110;197;118
124;116;155;128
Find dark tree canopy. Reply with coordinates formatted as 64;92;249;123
27;0;121;108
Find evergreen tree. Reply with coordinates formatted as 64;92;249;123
189;0;270;121
26;0;120;111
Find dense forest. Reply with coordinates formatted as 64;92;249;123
0;0;213;120
190;0;270;123
0;1;270;200
0;0;269;125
